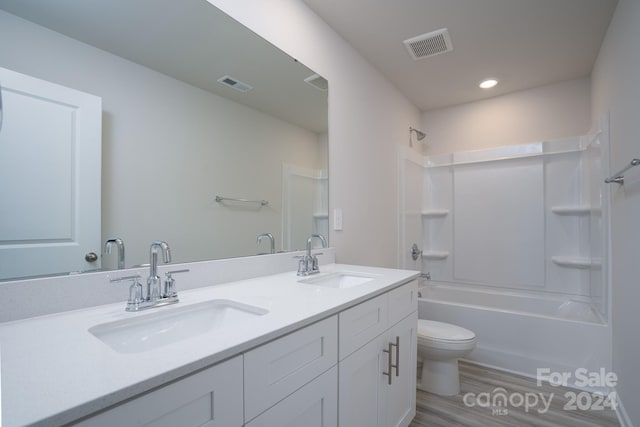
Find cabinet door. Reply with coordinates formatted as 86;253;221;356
246;366;337;427
338;333;387;427
73;356;243;427
383;312;417;427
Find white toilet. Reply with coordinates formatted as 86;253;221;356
417;319;476;396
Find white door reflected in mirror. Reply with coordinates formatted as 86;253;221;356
0;67;101;280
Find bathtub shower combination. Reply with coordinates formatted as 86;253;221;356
399;125;612;387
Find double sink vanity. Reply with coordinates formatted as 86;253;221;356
0;252;419;427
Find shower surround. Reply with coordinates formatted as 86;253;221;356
399;125;612;385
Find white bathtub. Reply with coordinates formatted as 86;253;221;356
418;282;612;388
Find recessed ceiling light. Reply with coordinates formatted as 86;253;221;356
479;79;499;89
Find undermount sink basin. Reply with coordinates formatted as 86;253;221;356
298;272;377;289
89;299;268;354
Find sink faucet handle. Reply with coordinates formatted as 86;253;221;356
163;269;190;299
165;269;190;275
297;258;307;275
128;277;144;306
109;274;141;283
110;274;144;310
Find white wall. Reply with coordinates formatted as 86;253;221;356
422;78;591;155
591;0;640;424
0;11;324;268
208;0;423;268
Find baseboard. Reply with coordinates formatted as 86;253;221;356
465;345;612;394
465;346;573;381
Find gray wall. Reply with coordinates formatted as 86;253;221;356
591;0;640;424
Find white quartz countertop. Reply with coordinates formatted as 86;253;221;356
0;263;418;427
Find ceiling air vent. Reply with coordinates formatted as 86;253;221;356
403;28;453;60
217;75;253;93
304;74;328;91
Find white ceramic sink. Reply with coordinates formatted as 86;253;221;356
298;272;377;289
89;299;268;354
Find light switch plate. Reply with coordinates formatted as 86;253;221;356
333;208;343;231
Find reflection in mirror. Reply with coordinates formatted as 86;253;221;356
0;0;328;281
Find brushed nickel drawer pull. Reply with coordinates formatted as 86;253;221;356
383;338;399;385
382;342;393;385
394;336;400;377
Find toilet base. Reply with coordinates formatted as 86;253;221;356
418;358;461;396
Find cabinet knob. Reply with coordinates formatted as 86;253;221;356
85;252;98;262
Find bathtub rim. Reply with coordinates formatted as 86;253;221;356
418;281;607;325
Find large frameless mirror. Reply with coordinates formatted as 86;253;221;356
0;0;328;280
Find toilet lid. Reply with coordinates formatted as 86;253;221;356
418;319;475;342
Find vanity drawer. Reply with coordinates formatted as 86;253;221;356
244;315;338;422
73;355;243;427
387;280;418;326
338;293;388;360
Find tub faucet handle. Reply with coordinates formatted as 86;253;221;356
411;243;422;261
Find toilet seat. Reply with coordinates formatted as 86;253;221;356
417;320;476;349
418;319;475;340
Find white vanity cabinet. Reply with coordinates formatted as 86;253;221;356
67;280;416;427
338;280;418;427
72;355;244;427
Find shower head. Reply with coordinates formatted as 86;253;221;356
413;128;426;141
409;127;426;147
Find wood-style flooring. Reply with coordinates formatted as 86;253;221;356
409;361;620;427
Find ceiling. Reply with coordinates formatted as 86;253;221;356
302;0;618;111
0;0;328;133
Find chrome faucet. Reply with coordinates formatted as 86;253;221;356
110;241;189;311
104;238;125;269
257;233;275;254
148;241;171;301
297;234;327;276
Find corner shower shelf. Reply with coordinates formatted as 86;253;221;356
552;256;601;269
421;209;449;218
422;251;449;260
551;206;598;215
